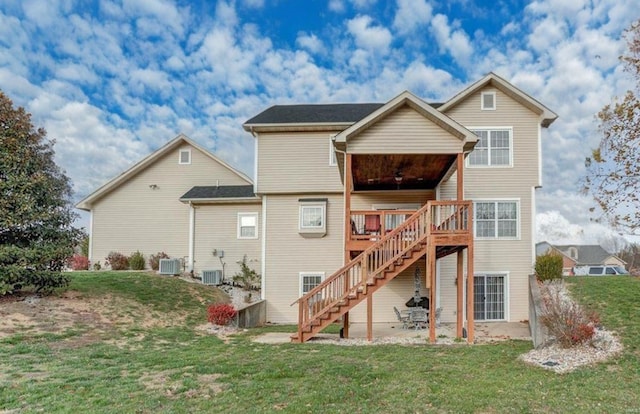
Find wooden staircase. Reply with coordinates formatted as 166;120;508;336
291;201;472;343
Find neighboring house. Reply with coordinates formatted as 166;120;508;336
79;72;557;343
536;241;627;275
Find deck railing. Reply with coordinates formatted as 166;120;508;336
294;200;472;340
349;210;416;240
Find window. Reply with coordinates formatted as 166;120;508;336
474;273;507;321
300;272;324;296
237;213;258;239
299;199;327;237
329;135;337;166
481;91;496;110
179;149;191;164
468;128;512;167
474;201;518;239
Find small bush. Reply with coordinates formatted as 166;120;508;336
105;251;129;271
540;280;598;348
535;252;563;282
232;255;260;291
149;252;170;271
129;251;146;270
69;254;89;271
207;303;237;326
92;261;102;271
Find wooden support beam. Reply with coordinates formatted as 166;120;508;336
457;152;464;201
466;244;475;343
457;249;464;338
367;294;373;342
428;243;437;343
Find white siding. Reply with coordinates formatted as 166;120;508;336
91;144;249;269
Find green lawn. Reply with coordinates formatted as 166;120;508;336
1;272;639;413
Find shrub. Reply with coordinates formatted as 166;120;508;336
129;251;146;270
207;303;237;326
92;261;102;271
535;252;563;282
149;252;170;271
69;254;89;271
105;251;129;271
232;255;260;291
540;280;598;348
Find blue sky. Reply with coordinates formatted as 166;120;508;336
0;0;638;245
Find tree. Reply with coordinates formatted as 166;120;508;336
0;90;81;295
584;19;640;235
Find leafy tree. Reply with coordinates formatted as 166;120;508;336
584;20;640;234
0;90;81;295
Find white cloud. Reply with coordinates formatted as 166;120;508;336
393;0;432;35
347;15;392;53
349;0;377;9
430;14;473;65
296;32;325;55
328;0;345;13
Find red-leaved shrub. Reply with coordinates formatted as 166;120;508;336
105;251;129;271
149;252;170;271
207;304;237;326
69;254;89;271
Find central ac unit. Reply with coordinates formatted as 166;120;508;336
159;258;181;275
202;270;223;285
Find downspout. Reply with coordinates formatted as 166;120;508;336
188;202;195;274
88;210;94;266
261;195;267;300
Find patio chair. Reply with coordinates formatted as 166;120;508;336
410;308;429;330
393;306;410;329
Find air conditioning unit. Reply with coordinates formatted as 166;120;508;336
202;270;223;286
158;258;181;275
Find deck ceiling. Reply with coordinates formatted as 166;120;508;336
350;153;457;191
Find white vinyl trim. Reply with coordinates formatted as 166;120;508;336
188;203;195;272
261;195;267;300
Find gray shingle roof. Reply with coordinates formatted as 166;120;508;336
244;103;385;124
180;185;256;200
554;244;614;265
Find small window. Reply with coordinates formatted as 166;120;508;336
299;199;327;237
179;149;191;164
481;91;496;110
237;213;258;239
300;272;324;297
474;201;518;239
468;128;512;167
329;136;337;166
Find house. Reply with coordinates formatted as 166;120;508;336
536;242;627;275
78;72;557;343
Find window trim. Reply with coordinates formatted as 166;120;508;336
481;91;496;110
299;199;327;237
299;272;325;297
466;127;513;168
237;212;259;239
473;200;520;240
179;149;191;165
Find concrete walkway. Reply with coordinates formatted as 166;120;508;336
253;321;531;345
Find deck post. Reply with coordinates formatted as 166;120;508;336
428;243;437;343
343;153;352;339
367;294;373;342
456;153;464;201
466;243;475;343
456;250;464;338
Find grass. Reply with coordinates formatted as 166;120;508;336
0;272;639;413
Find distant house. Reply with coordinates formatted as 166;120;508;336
79;72;558;343
536;242;627;275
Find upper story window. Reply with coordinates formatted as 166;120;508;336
329;136;337;166
299;199;327;237
179;149;191;164
237;213;258;239
481;91;496;110
468;128;512;167
474;201;519;239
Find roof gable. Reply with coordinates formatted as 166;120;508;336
438;72;557;127
76;134;252;210
334;91;478;152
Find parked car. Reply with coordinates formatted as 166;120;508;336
573;265;630;276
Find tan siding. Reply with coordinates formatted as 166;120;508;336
263;194;344;323
351;191;435;210
91;144;249;268
192;203;261;280
348;106;463;154
257;132;343;193
438;86;540;322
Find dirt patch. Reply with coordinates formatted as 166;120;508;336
0;291;190;343
138;369;225;399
